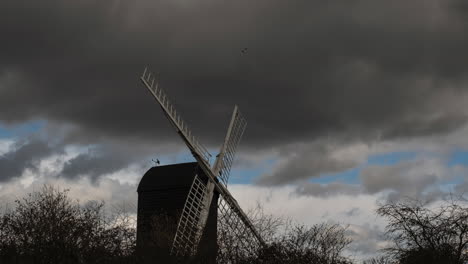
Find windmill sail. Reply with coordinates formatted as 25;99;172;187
140;68;265;258
171;174;209;255
174;105;247;256
141;68;211;165
217;196;263;262
212;105;247;186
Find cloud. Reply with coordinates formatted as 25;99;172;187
254;120;468;187
3;0;468;186
1;0;468;149
344;207;362;217
346;224;389;259
0;139;13;155
257;141;370;185
295;182;362;198
228;184;382;226
0;137;61;182
359;158;460;201
227;184;389;260
0;131;156;183
0;176;138;215
60;145;141;181
454;179;468;196
289;153;467;201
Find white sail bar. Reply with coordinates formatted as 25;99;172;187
181;106;246;255
189;145;265;248
182;106;248;257
212;105;247;185
141;68;211;165
218;195;263;260
171;174;208;256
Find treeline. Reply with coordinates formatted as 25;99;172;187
0;186;135;263
0;186;466;263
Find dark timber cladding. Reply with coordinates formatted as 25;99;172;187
137;162;219;262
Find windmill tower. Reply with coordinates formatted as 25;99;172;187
137;68;265;262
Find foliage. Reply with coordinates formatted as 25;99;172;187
4;186;467;264
376;197;468;264
252;223;352;264
362;256;395;264
0;186;136;264
217;203;352;264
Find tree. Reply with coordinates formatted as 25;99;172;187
0;185;136;264
217;203;352;264
0;186;354;263
253;223;353;264
377;197;468;264
362;256;395;264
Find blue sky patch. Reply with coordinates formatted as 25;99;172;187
229;159;276;184
366;151;417;166
0;120;45;139
229;167;265;184
447;150;468;167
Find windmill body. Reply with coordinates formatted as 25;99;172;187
136;68;265;262
137;163;219;262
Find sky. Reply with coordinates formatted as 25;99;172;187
1;0;468;260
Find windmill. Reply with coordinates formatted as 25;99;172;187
139;67;265;260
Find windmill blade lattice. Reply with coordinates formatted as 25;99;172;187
217;196;262;263
212;106;247;186
174;106;248;256
171;174;208;256
141;68;211;165
141;68;215;256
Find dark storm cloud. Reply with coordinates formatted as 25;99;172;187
2;0;468;150
0;136;142;182
257;141;366;185
59;144;150;181
0;138;59;182
61;152;126;181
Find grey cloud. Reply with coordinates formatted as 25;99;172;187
59;145;147;181
359;159;468;201
360;161;439;196
291;157;467;201
346;225;386;256
61;153;124;181
0;177;139;215
1;0;468;151
4;0;468;187
344;207;362;217
295;182;362;198
0;138;60;182
454;180;468;196
257;141;367;185
0;125;160;183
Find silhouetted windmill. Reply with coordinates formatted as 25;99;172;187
138;68;265;260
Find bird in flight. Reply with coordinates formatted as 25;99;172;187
241;47;248;54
